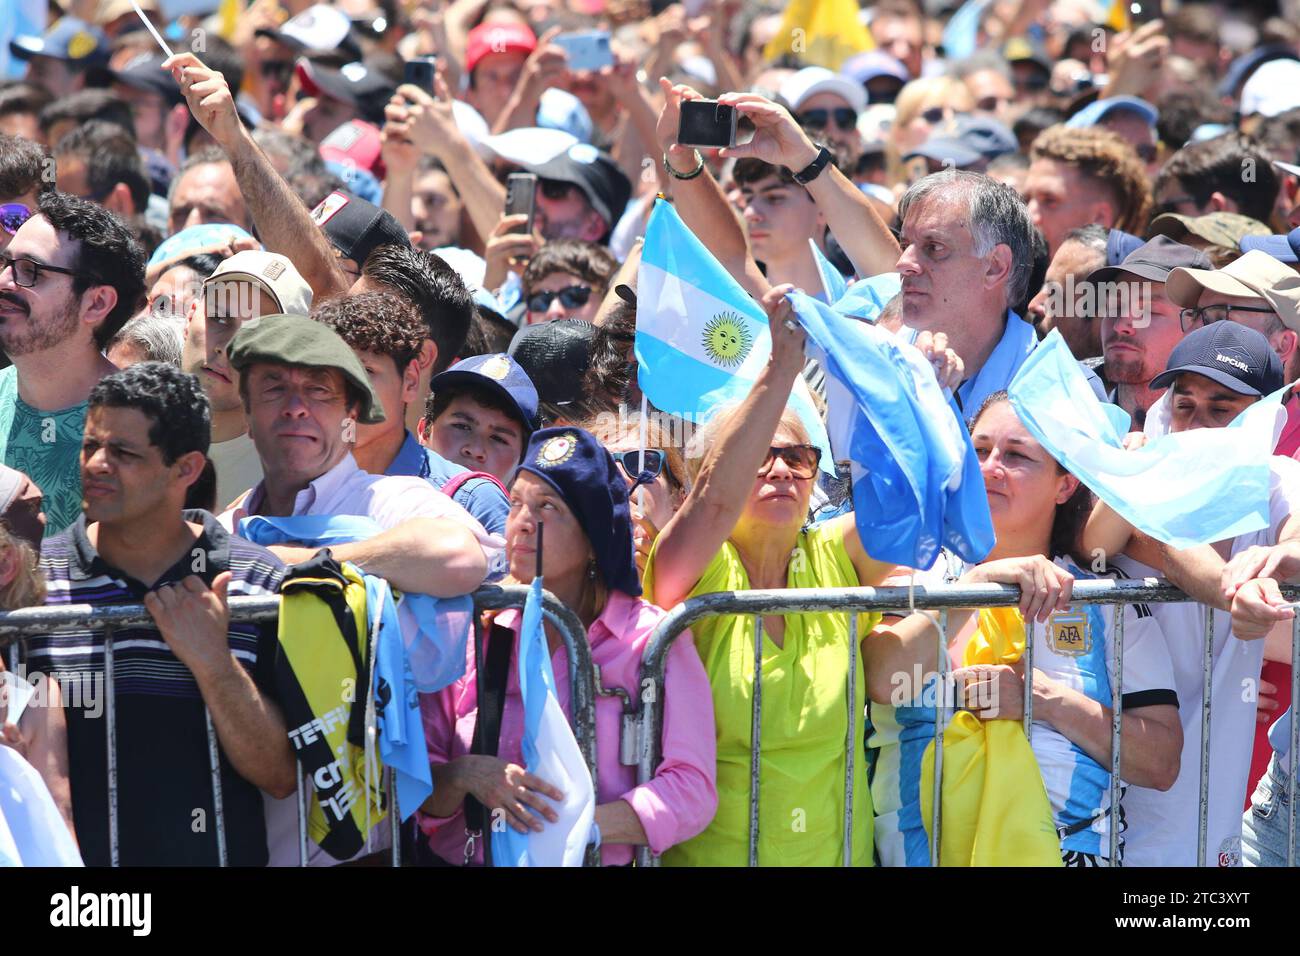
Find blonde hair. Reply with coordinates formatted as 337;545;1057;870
687;404;811;482
0;524;45;610
888;76;974;184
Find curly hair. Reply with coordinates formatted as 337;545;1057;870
0;133;49;201
1029;125;1153;236
312;290;426;374
0;522;45;610
521;240;618;298
89;361;212;463
37;190;146;351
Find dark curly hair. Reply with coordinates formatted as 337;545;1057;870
36;190;146;351
312;291;426;374
521;239;617;298
89;362;211;464
0;133;49;201
362;245;474;375
582;298;636;411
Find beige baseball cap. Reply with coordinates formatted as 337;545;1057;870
202;251;313;317
1166;250;1300;332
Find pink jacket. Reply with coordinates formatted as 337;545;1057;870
417;589;718;866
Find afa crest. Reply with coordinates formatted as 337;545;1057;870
701;313;753;368
1048;609;1091;657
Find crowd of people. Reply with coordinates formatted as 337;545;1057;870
2;0;1300;868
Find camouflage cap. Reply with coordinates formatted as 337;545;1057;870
227;313;385;424
1148;212;1273;250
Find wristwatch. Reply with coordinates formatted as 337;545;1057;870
793;146;833;186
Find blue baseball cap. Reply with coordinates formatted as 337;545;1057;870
10;17;109;65
429;353;539;434
1240;226;1300;264
1149;321;1283;397
1106;228;1144;267
514;426;641;596
1066;95;1157;131
147;223;259;269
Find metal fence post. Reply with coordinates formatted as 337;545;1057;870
297;764;309;867
204;707;228;867
104;624;119;868
749;614;764;868
843;612;857;867
931;609;947;868
1023;618;1035;742
1109;607;1124;866
1289;613;1299;868
1198;606;1214;867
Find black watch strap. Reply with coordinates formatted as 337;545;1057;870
793;146;833;185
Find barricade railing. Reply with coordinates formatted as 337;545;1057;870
0;584;598;868
633;578;1300;868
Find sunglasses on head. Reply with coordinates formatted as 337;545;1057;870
799;107;857;132
757;444;821;479
0;203;32;236
526;285;592;313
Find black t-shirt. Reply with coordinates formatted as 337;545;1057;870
26;511;284;866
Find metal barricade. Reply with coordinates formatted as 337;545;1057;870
634;578;1300;868
0;584;598;868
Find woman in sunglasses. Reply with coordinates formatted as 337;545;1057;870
644;285;895;866
416;426;717;865
889;76;973;183
521;239;617;325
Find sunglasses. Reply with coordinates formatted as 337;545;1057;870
538;179;576;200
0;203;32;236
259;60;294;83
919;106;948;124
757;444;821;479
612;449;665;483
1013;73;1050;93
1155;195;1198;216
799;107;857;132
526;285;592;313
1179;303;1277;332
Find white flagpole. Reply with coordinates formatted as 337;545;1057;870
636;392;649;515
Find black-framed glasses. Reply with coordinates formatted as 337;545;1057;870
0;254;85;288
539;179;576;200
612;448;665;485
799;107;857;132
1179;303;1278;332
526;285;592;313
0;203;32;236
757;444;821;479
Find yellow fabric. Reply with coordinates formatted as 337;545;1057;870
278;564;385;856
761;0;875;71
645;524;880;866
918;607;1063;867
1105;0;1130;33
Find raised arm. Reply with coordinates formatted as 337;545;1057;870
718;91;901;279
649;286;803;610
492;27;569;135
164;52;351;301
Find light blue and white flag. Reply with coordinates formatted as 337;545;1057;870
1007;330;1282;548
790;289;995;568
830;271;901;324
493;576;594;867
636;199;834;474
811;239;848;304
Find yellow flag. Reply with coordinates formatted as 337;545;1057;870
1106;0;1130;33
218;0;240;42
762;0;875;72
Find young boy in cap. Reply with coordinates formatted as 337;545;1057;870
419;352;539;487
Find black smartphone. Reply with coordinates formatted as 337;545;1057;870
504;172;538;234
1129;0;1162;24
678;100;739;149
403;56;438;94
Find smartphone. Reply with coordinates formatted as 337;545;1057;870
504;173;538;234
678;100;739;149
554;30;613;72
403;55;438;93
1128;0;1162;24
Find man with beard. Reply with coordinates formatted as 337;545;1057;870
1086;236;1211;429
0;191;145;535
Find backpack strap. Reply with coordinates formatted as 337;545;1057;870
442;470;508;501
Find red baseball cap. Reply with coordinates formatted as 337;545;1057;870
320;119;386;181
465;22;536;75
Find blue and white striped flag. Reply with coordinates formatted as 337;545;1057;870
636;198;834;474
1007;330;1283;548
790;289;995;568
811;239;848;303
493;576;594;867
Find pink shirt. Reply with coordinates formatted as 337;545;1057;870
1276;395;1300;460
418;589;717;866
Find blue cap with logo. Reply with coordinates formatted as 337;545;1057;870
429;353;539;434
1149;320;1283;396
10;17;109;64
514;426;641;596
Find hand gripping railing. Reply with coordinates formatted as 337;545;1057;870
633;578;1300;868
0;585;598;868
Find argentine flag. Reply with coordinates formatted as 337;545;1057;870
636;199;834;475
789;290;995;569
493;576;594;867
1007;330;1282;548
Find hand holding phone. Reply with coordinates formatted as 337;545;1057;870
403;56;438;95
504;173;538;235
677;99;738;149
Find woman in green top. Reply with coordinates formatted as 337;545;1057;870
644;286;896;866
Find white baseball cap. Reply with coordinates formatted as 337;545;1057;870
779;66;867;114
1240;59;1300;118
203;251;313;317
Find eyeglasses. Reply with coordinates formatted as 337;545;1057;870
0;254;86;288
1179;303;1278;332
538;179;576;201
526;285;592;313
757;444;821;479
798;107;857;132
0;203;32;236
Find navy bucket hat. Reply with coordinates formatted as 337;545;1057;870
513;427;641;596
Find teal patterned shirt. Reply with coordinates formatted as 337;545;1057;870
0;366;86;537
